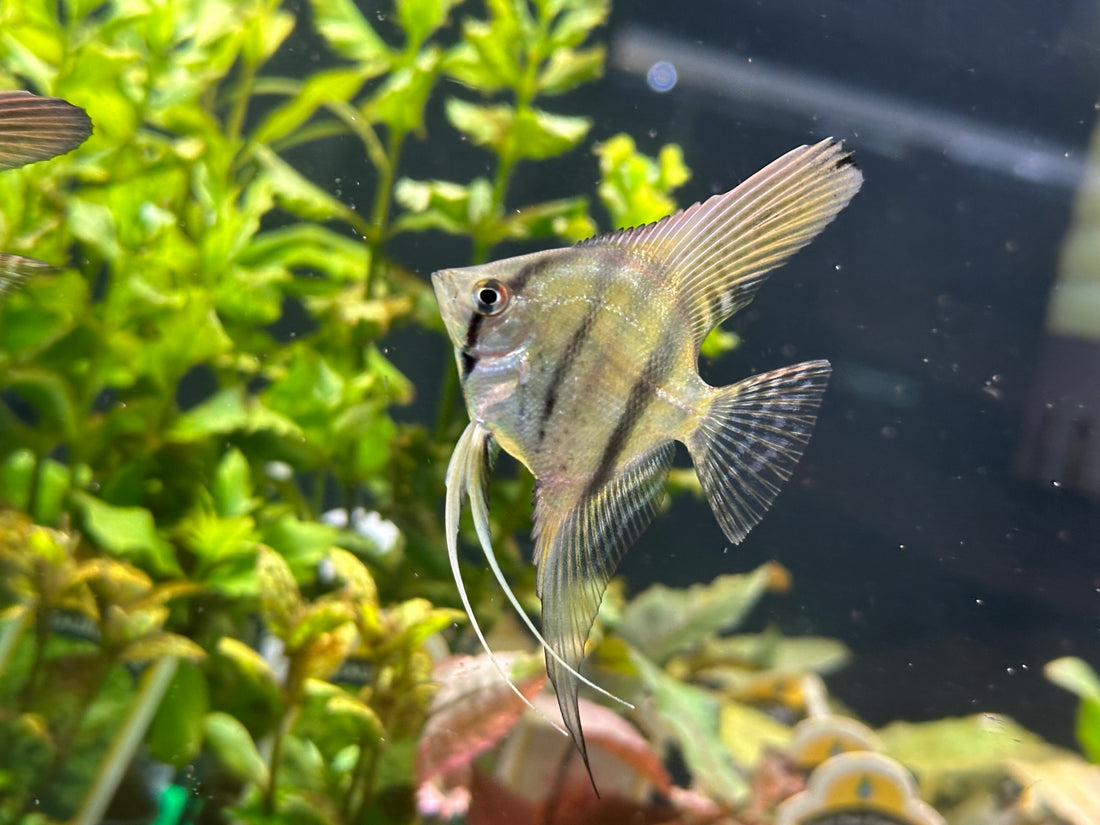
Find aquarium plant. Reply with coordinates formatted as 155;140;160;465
0;0;1098;823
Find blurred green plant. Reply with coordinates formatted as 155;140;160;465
1045;656;1100;763
0;0;702;821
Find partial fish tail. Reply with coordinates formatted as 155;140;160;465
687;360;832;543
0;91;91;171
0;253;53;300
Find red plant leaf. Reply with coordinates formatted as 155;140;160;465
416;652;546;782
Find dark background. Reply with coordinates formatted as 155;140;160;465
599;0;1100;744
290;1;1100;747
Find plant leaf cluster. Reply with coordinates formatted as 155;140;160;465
0;0;695;821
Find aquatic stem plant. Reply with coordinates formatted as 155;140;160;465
0;0;731;820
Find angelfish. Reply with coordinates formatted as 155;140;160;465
434;138;862;783
0;90;92;297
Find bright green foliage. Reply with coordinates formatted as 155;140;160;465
398;0;611;258
1046;657;1100;762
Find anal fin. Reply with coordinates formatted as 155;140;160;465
534;442;675;789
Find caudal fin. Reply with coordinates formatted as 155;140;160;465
687;360;831;544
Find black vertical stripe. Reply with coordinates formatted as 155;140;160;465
538;299;603;438
585;345;671;495
460;313;484;378
508;258;547;293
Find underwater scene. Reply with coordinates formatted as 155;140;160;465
1;0;1098;823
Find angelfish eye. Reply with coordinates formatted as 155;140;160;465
472;278;509;316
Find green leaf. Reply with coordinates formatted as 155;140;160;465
67;197;121;261
548;0;611;49
122;632;207;662
327;547;378;606
257;545;301;637
72;491;179;576
443;34;516;93
350;408;396;478
3;368;78;440
696;632;851;679
393;178;472;234
252;68;370;146
365;48;440;136
217;636;280;690
618;564;782;664
878;714;1060;792
363;344;416;406
326;693;384;738
263;348;346;429
1046;657;1100;705
1078;700;1100;763
288;600;354;650
204;711;270;788
444;98;509;150
389;598;464;651
308;0;393;65
212;448;256;519
242;223;366;281
596;134;690;228
536;46;605;96
1046;658;1100;762
397;0;457;47
699;327;741;360
167;386;304;443
148;661;210;768
253;144;359;223
242;7;296;67
261;514;341;583
502;196;596;243
445;99;589;160
181;509;257;573
629;646;748;805
719;700;792;767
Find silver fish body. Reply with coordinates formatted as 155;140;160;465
434;138;862;786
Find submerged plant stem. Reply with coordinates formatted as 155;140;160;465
26;655;112;814
348;734;384;824
263;701;300;816
364;130;406;300
70;657;179;825
17;607;50;711
0;609;32;683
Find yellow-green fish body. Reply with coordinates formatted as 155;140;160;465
434;138;862;785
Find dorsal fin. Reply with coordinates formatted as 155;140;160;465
582;138;862;347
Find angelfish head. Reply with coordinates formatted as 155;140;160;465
431;255;542;369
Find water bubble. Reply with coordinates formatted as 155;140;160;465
646;60;677;93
